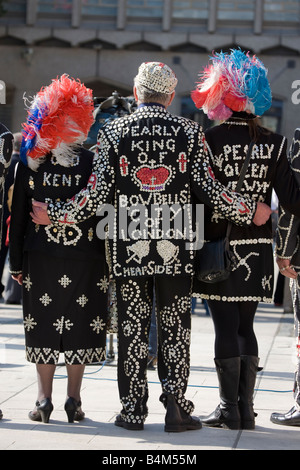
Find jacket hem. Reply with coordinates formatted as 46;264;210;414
192;293;272;303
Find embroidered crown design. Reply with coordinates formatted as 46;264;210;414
134;164;172;191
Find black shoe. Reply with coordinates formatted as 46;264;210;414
270;406;300;426
161;394;202;433
64;397;85;423
114;414;144;430
0;409;3;420
28;398;53;423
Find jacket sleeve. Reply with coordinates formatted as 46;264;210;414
191;129;256;227
0;124;13;177
275;129;300;259
0;125;13;241
47;129;115;224
273;135;300;217
9;163;31;274
276;206;300;259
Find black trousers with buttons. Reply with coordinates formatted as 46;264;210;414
115;275;194;425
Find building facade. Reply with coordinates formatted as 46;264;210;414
1;0;300;142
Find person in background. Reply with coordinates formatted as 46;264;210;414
271;128;300;427
30;62;271;432
9;75;108;424
1;132;22;304
0;122;14;420
147;286;157;370
191;49;300;430
0;132;21;299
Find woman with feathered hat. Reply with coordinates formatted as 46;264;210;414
191;48;300;430
9;74;108;423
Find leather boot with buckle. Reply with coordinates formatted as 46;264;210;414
238;355;259;429
202;357;241;430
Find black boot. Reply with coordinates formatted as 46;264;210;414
202;357;241;430
238;355;259;430
160;393;202;433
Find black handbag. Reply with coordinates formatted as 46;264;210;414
195;140;254;284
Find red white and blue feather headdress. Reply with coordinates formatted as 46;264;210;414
191;48;272;121
21;74;94;170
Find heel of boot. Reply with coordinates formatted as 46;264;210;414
223;420;241;430
202;404;240;429
163;394;201;433
239;355;258;431
164;423;183;432
241;419;255;430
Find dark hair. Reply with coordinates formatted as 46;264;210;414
248;117;272;142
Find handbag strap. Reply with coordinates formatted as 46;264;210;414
235;140;255;193
226;140;255;238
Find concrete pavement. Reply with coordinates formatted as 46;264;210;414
0;299;299;451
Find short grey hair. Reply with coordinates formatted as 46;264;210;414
134;81;171;106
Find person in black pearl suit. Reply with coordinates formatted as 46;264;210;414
271;128;300;427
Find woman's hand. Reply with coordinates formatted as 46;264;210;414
252;202;272;226
12;274;23;285
30;200;51;225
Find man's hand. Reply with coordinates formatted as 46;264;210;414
30;200;51;225
252;202;272;226
277;257;297;279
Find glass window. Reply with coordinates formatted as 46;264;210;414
2;0;26;14
181;96;212;129
126;0;163;18
261;99;283;134
37;0;72;13
217;0;254;21
172;0;209;20
264;0;300;22
81;0;118;16
0;84;13;130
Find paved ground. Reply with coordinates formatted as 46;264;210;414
0;299;299;452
